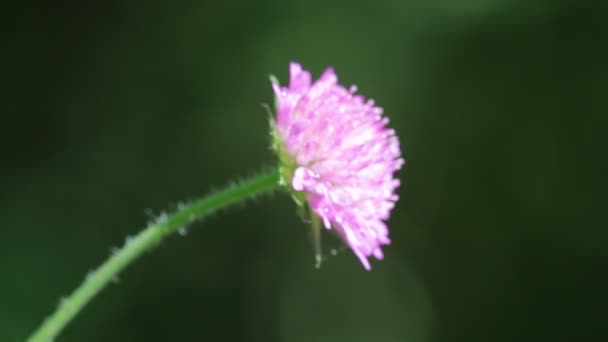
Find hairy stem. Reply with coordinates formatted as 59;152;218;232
27;170;280;342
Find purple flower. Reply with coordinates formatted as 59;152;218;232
271;62;404;270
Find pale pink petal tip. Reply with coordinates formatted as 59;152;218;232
289;62;312;93
275;62;403;270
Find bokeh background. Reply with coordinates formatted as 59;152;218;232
2;0;607;341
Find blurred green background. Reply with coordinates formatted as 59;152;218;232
2;0;607;341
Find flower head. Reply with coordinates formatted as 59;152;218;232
271;62;404;270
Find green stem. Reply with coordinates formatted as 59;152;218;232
27;170;280;342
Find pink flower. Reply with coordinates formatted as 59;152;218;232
271;62;404;270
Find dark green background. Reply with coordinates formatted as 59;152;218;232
2;0;607;341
